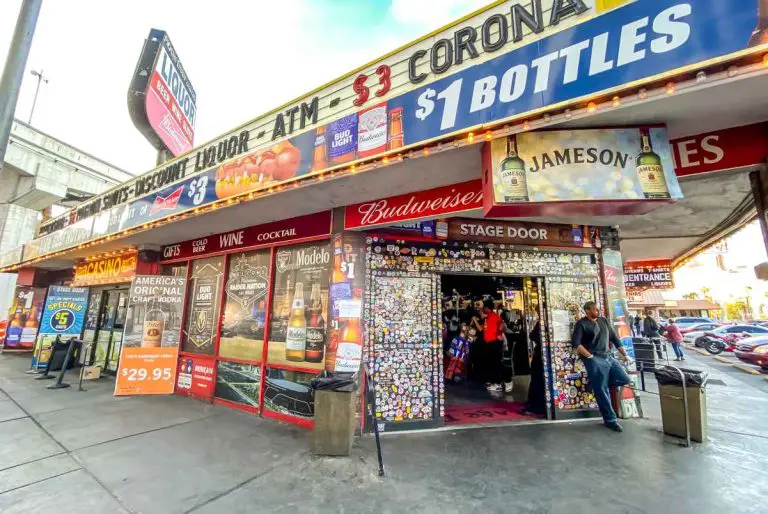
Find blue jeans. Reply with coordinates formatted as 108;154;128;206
671;342;685;359
583;355;631;425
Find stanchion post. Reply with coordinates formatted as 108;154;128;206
34;335;60;380
365;365;385;477
47;338;78;390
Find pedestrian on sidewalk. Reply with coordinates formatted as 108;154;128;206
663;318;686;361
643;310;664;359
572;301;633;432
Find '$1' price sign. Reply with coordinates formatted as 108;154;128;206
121;367;172;382
415;78;463;131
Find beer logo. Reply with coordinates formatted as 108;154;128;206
276;250;291;274
194;310;208;333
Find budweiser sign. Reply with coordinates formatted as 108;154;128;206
344;180;483;229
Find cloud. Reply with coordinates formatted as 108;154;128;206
388;0;494;28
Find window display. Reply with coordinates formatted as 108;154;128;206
182;256;224;355
220;250;270;361
267;243;330;370
214;361;261;409
262;367;318;420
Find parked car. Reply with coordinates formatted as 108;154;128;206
683;324;768;344
671;317;716;329
734;336;768;370
679;322;721;335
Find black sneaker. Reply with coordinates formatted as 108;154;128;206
605;422;624;433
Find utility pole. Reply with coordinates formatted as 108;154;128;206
28;69;48;125
0;0;43;169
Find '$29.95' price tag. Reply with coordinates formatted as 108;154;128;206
121;367;172;382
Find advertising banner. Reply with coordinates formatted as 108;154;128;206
32;286;89;368
623;260;675;290
219;250;271;361
602;249;633;351
2;287;46;350
182;257;224;355
485;127;682;216
344;180;483;230
268;242;331;371
176;355;216;400
114;275;187;396
160;212;331;261
671;123;768;178
72;251;138;286
214;361;262;410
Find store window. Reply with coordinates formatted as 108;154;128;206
263;367;316;420
214;361;262;410
267;242;330;371
219;250;271;361
182;256;224;355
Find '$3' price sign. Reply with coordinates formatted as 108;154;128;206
121;367;172;382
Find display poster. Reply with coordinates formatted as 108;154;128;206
489;128;682;207
215;361;261;409
177;355;216;400
32;286;89;368
603;249;632;347
263;367;318;421
115;275;187;396
2;286;46;350
326;233;366;374
220;250;271;361
182;256;224;355
267;242;330;371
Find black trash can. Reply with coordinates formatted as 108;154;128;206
310;373;358;456
633;337;662;372
48;338;82;371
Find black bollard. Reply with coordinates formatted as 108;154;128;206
47;338;78;390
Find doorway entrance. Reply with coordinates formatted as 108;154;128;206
440;273;547;426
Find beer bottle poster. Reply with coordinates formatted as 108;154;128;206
2;286;46;350
489;127;682;205
267;242;330;371
115;275;187;396
220;250;271;361
182;256;224;355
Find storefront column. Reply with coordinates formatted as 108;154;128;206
749;167;768;280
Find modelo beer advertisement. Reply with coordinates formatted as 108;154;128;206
32;286;89;368
488;128;682;208
181;256;224;355
220;250;270;361
115;275;186;396
267;242;330;372
2;286;46;350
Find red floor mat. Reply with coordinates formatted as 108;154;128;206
444;402;537;425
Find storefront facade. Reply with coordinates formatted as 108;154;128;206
1;0;767;432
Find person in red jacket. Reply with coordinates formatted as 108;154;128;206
481;299;506;392
663;318;686;361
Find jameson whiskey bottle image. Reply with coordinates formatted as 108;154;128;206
285;282;307;362
499;135;529;202
749;0;768;46
305;283;326;363
142;295;165;348
636;128;671;199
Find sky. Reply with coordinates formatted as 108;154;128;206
0;0;491;174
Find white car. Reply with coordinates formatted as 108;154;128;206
683;324;768;344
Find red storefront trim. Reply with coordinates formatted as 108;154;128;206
262;409;314;429
214;397;259;415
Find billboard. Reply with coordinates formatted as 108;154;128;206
114;275;187;395
128;29;196;157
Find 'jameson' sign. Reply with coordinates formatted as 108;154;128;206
623;261;674;290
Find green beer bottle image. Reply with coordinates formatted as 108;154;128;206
499;135;529;202
636;128;670;199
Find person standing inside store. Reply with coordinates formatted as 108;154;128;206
627;314;635;336
572;301;633;432
633;315;642;337
663;318;686;361
643;310;664;359
481;299;506;392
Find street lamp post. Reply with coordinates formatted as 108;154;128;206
28;69;48;125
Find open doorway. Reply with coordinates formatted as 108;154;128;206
441;274;547;426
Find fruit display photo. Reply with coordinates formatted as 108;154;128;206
214;131;315;199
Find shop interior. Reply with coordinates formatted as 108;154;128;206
80;285;130;374
440;274;547;426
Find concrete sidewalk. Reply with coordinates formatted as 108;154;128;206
1;352;767;514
